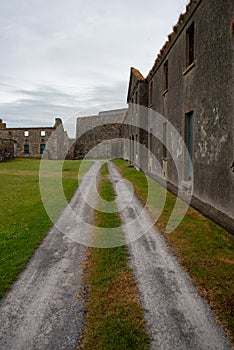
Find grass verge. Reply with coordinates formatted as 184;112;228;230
81;162;150;350
113;159;234;343
0;158;93;298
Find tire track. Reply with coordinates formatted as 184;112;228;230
108;161;232;350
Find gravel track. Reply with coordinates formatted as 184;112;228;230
108;161;232;350
0;161;101;350
0;160;232;350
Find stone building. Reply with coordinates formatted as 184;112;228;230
74;109;127;159
0;118;68;160
0;120;15;162
122;0;234;233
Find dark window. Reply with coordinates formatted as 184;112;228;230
187;22;195;66
185;111;194;179
24;144;29;154
163;122;167;159
40;144;46;154
163;61;168;91
149;81;153;106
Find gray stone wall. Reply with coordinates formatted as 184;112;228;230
10;128;53;158
147;0;233;220
122;0;234;232
74;109;126;159
74;123;122;159
0;138;14;162
0;118;68;160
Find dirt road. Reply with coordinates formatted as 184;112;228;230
0;160;232;350
108;161;232;350
0;161;101;350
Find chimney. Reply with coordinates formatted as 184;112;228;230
54;118;62;128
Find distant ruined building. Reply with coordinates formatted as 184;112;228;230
0;118;69;161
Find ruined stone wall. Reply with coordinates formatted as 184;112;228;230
74;123;122;159
10;128;53;158
0;138;14;162
0;118;68;160
74;109;126;159
0;119;14;161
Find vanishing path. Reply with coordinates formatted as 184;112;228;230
108;162;232;350
0;160;232;350
0;161;101;350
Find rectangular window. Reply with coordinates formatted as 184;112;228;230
185;111;194;179
24;144;29;154
24;131;29;137
186;22;195;67
40;144;46;154
163;61;168;91
149;81;153;106
163;122;167;159
41;130;46;137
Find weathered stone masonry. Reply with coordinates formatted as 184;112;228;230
122;0;234;233
74;109;126;159
0;118;68;160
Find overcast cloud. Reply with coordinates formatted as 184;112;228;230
0;0;188;136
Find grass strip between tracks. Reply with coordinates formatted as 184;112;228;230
113;158;234;343
81;162;150;350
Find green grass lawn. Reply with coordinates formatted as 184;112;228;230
113;159;234;343
82;162;150;350
0;158;93;298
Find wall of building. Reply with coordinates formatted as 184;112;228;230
0;138;15;162
124;68;148;170
74;109;126;159
122;0;234;233
0;118;67;160
0;119;15;161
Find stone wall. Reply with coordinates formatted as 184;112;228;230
0;118;68;160
0;138;15;162
0;119;14;161
122;0;234;233
74;109;126;159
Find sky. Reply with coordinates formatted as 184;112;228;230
0;0;188;136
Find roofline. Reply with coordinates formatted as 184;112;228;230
5;127;55;130
127;67;146;103
77;108;127;120
146;0;202;81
